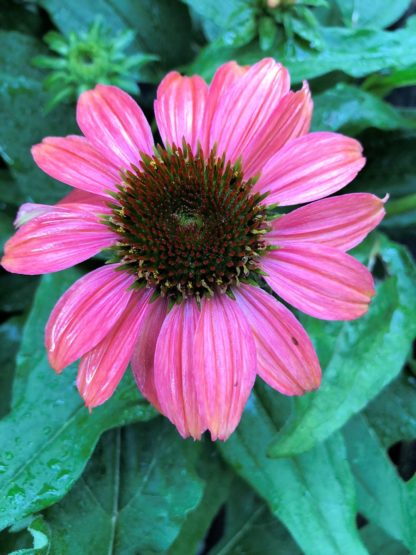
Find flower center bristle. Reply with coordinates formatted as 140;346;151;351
105;142;270;303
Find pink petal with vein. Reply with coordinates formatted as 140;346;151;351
243;82;313;177
131;295;168;412
209;58;290;163
155;72;208;153
1;205;116;274
77;84;154;168
262;243;375;320
201;61;248;153
78;288;153;408
256;132;365;206
45;264;136;372
154;299;207;439
194;295;257;440
32;135;120;197
58;189;107;207
234;285;321;394
269;193;386;251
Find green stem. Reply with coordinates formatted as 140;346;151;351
386;194;416;217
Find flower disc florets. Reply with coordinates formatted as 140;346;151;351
106;143;271;303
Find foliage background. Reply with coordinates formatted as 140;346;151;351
1;1;416;553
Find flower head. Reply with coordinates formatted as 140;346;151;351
33;18;158;110
2;58;386;440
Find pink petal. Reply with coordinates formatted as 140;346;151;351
209;58;290;163
243;82;313;178
131;295;168;411
234;285;321;394
14;203;55;228
45;264;136;372
77;288;153;408
32;136;120;197
269;193;386;251
154;299;207;439
194;295;257;440
155;72;208;153
201;61;248;153
77;84;154;168
58;189;107;207
262;243;375;321
256;132;365;206
1;205;116;275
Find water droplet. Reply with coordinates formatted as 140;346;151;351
4;451;14;461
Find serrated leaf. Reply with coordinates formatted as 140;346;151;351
219;389;369;555
268;235;416;458
0;31;76;205
45;422;213;554
312;83;415;135
344;414;416;552
0;269;157;531
334;0;411;29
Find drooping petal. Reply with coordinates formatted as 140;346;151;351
153;299;206;439
155;72;208;153
131;295;168;411
45;264;136;372
209;58;290;163
77;84;154;168
262;243;375;320
243;82;313;178
193;295;257;440
201;61;248;153
255;132;365;206
1;205;116;274
234;285;321;394
31;135;120;197
77;288;153;408
269;193;387;251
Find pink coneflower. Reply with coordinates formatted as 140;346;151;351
2;58;385;440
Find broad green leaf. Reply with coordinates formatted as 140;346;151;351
312;83;415;135
0;269;157;531
45;422;211;554
334;0;411;29
360;523;409;555
209;478;302;555
0;31;75;205
344;414;416;552
38;0;193;72
219;390;369;555
188;18;416;83
268;235;416;458
6;516;50;555
181;0;256;47
169;449;232;555
365;374;416;448
363;64;416;98
0;316;24;419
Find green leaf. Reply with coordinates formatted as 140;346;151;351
363;64;416;98
188;18;416;83
0;31;76;205
0;269;157;531
312;83;415;136
0;316;24;419
209;478;302;555
169;448;232;555
7;516;50;555
334;0;411;29
219;390;368;555
268;235;416;458
360;523;409;555
38;0;193;72
344;414;416;552
0;274;39;314
45;422;212;554
365;374;416;448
